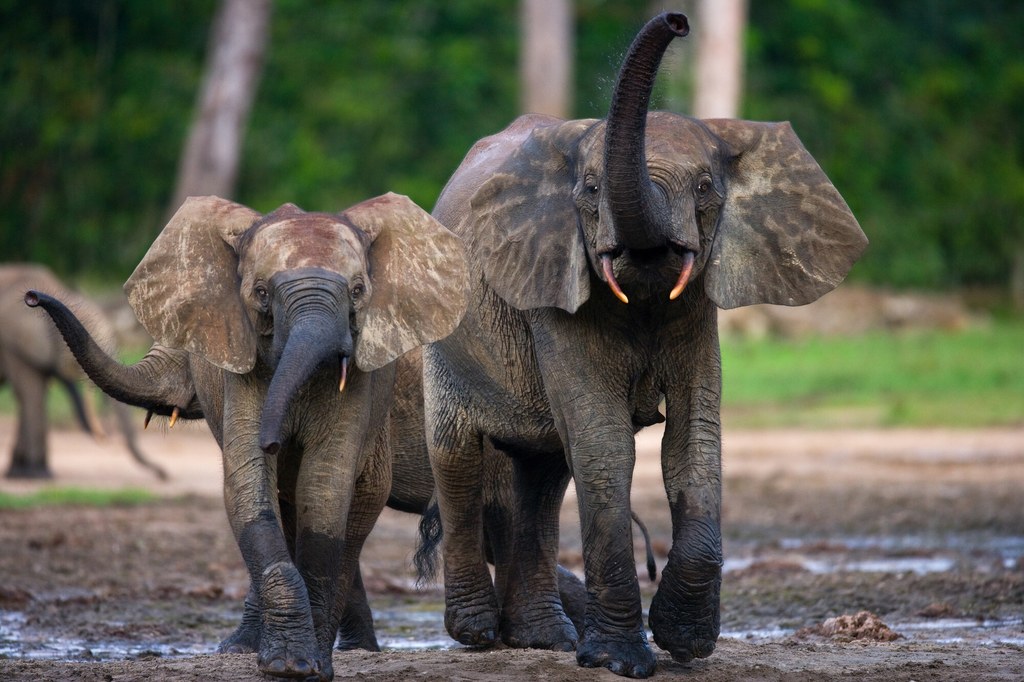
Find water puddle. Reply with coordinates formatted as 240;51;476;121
724;533;1024;575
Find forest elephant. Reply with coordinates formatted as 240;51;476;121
27;192;469;681
0;264;165;480
423;12;867;678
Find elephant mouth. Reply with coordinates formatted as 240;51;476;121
599;243;696;304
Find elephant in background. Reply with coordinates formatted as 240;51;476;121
423;11;867;678
28;192;469;681
0;264;166;480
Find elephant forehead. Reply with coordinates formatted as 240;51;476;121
247;217;365;274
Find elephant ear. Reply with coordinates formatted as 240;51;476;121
468;117;595;313
702;120;868;309
342;193;469;372
125;195;260;373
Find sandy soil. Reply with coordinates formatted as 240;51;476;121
0;415;1022;680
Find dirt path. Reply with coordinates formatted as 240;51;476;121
0;416;1022;680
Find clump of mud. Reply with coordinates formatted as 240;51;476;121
795;611;903;643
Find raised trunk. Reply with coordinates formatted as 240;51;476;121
604;12;689;250
25;291;200;419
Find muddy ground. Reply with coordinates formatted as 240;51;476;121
0;416;1021;680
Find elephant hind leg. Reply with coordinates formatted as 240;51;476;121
428;420;498;646
487;445;576;651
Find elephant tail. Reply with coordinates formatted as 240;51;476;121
632;510;658;582
413;498;443;584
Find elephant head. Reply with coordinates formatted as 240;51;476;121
124;192;467;453
468;12;867;312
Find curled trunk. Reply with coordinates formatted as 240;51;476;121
25;291;201;419
604;12;689;250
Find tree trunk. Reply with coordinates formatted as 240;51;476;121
167;0;271;217
692;0;747;119
520;0;572;118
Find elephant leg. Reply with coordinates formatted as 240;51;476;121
489;446;576;651
217;585;263;654
222;426;320;680
332;431;391;654
425;395;497;646
6;362;51;479
110;399;168;480
648;378;723;663
335;571;378;652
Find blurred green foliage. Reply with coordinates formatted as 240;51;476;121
1;1;1022;292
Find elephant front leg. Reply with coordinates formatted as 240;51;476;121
224;437;323;679
570;434;656;678
647;379;724;663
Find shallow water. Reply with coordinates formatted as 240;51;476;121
2;532;1021;662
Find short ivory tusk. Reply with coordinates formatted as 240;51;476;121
144;410;153;430
601;254;629;304
168;406;180;429
339;356;349;393
669;251;696;301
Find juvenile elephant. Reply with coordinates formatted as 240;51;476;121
0;264;165;480
28;192;468;681
424;12;867;678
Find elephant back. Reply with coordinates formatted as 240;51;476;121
0;264;119;377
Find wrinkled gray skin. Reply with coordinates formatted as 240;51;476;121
424;12;868;678
0;264;165;480
27;193;468;682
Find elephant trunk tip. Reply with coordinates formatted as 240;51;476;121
662;11;689;37
260;438;281;456
24;290;41;307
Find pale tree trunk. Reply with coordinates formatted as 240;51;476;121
168;0;271;217
520;0;573;118
692;0;747;119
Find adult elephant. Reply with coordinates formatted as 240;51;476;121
28;192;468;682
0;264;165;480
423;11;867;678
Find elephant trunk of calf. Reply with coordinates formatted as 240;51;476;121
604;12;688;252
258;285;354;456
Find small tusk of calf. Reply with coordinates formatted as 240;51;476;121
601;254;629;304
669;251;696;301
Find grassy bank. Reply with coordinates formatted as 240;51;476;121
721;319;1024;428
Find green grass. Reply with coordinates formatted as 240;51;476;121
0;487;157;509
721;319;1024;428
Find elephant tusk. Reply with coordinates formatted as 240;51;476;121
668;251;696;301
168;406;180;429
144;410;154;430
601;254;629;304
339;355;349;393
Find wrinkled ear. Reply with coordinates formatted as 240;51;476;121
469;118;595;313
702;120;868;309
125;196;260;373
342;193;469;371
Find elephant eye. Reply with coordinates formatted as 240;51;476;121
351;282;365;300
586;182;599;194
696;174;713;196
254;284;269;307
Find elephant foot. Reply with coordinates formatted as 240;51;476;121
501;600;577;651
442;590;500;646
443;565;500;646
5;464;53;480
647;518;722;664
335;624;380;652
648;593;719;664
258;562;329;680
217;591;262;654
576;628;657;678
218;622;260;654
